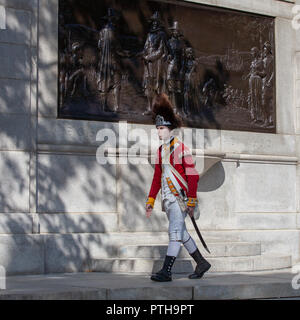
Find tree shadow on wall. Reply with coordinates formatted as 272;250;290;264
0;1;227;277
0;2;129;276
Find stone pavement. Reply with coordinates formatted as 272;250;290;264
0;270;299;300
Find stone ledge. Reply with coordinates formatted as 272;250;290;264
0;271;299;300
37;144;97;155
224;153;298;164
36;144;298;165
0;231;297;275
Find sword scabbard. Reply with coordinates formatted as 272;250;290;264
190;216;211;254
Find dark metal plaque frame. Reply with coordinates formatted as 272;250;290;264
58;0;276;133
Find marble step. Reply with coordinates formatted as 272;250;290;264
88;254;292;274
118;242;261;259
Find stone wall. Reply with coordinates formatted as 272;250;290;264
0;0;299;275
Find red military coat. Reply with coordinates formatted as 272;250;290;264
146;136;199;208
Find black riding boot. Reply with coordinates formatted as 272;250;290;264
151;255;176;282
188;248;211;279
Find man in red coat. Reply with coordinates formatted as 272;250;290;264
145;93;211;282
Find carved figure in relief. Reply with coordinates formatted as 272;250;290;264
202;78;217;108
166;21;185;114
59;52;69;108
58;10;72;108
97;8;129;112
69;42;89;98
261;41;274;126
244;47;264;123
182;47;199;116
142;12;168;115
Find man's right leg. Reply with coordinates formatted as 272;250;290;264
150;240;181;282
151;200;183;282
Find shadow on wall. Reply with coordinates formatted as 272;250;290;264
0;1;122;275
198;162;225;193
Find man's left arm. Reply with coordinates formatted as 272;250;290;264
181;146;199;208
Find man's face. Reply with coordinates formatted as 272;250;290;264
263;46;270;58
186;49;193;59
172;29;179;38
251;48;258;58
156;126;172;141
151;21;158;30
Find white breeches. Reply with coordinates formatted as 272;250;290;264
163;198;191;243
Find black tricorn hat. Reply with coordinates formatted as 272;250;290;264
152;93;182;130
149;11;161;21
263;41;272;53
102;8;120;20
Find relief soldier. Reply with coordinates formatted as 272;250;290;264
244;47;264;123
58;10;72;108
97;8;129;112
166;21;185;114
202;78;217;108
182;47;199;116
261;41;274;127
69;42;89;98
142;12;168;115
59;51;69;108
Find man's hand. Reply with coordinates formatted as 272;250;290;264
146;204;153;218
186;206;195;218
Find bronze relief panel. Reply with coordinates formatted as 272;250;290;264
58;0;276;133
